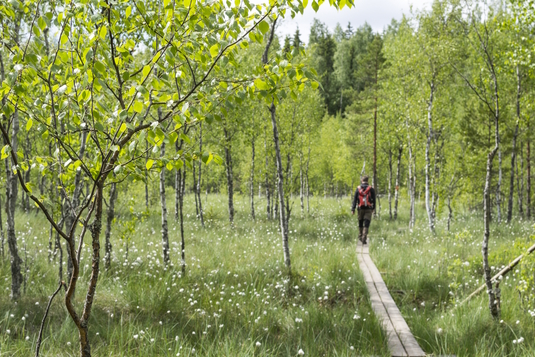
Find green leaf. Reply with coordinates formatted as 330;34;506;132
180;133;191;144
1;145;10;160
213;154;223;165
26;118;33;131
168;131;178;144
142;65;151;79
258;20;269;34
99;26;107;40
254;78;269;90
133;101;143;113
60;33;69;45
146;159;154;170
126;5;132;18
119;123;127;134
94;61;106;74
38;16;47;30
95;122;105;132
114;165;122;174
210;44;220;58
166;162;174;171
202;152;213;164
312;0;319;11
78;89;90;102
32;24;41;37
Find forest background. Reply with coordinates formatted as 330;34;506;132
1;0;535;356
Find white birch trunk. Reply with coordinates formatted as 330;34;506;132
394;145;402;220
425;82;435;232
160;142;170;265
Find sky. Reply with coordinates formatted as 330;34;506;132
275;0;432;43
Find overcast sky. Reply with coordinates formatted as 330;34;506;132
275;0;432;43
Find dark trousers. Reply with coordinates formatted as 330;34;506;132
358;209;372;228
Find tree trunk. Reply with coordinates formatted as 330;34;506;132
263;19;290;272
483;147;499;318
425;82;435;232
394;145;402;220
65;130;88;286
5;108;22;300
519;141;524;216
388;149;392;220
145;139;149;210
0;195;4;259
447;196;452;232
509;66;522;222
193;162;199;217
250;135;256;221
373;56;378;216
197;124;204;227
300;154;304;214
223;125;234;224
507;122;519;222
159;142;170;265
22;132;31;212
175;141;180;221
264;124;271;220
270;103;291;272
496;149;503;223
306;145;311;213
527;132;531;219
76;183;105;357
104;182;117;270
180;167;186;274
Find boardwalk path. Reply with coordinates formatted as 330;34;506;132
356;242;427;357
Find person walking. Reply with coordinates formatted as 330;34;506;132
351;176;376;244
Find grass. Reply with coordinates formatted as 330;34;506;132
0;188;534;356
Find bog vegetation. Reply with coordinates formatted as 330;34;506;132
1;0;535;356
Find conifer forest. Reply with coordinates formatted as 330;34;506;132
1;0;535;356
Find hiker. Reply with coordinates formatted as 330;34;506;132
351;176;376;244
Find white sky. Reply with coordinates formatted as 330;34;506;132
275;0;432;43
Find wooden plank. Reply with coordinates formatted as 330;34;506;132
363;255;426;356
357;241;427;357
357;242;408;356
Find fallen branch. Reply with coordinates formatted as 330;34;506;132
457;242;535;307
35;280;65;357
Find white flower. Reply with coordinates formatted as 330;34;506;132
25;336;30;341
295;318;303;323
133;334;139;339
297;349;305;355
14;64;23;72
256;341;261;347
67;342;71;346
6;329;11;334
353;314;360;320
437;328;443;334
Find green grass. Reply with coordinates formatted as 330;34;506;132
1;190;534;356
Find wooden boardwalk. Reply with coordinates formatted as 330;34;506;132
357;242;427;357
